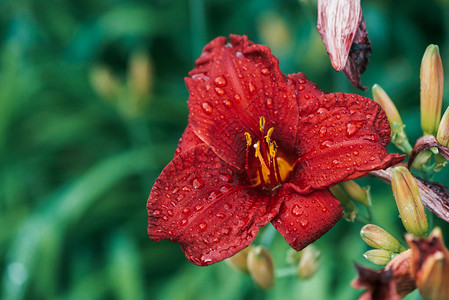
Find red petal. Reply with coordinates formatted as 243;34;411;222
271;185;343;250
174;124;205;157
293;93;405;192
147;144;283;266
186;35;299;169
288;72;324;106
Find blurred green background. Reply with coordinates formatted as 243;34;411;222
1;0;449;299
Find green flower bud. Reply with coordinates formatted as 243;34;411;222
298;245;321;279
363;249;396;266
341;180;371;206
360;224;406;253
391;166;428;236
226;245;252;273
247;246;275;289
420;45;444;136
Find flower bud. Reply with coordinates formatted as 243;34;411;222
330;185;357;222
391;166;428;236
437;106;449;147
89;65;121;100
297;245;321;279
128;51;153;101
226;245;252;273
341;180;370;206
363;249;395;266
372;84;412;153
407;227;449;300
247;246;275;289
360;224;406;253
420;44;444;136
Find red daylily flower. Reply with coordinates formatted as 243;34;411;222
147;35;405;266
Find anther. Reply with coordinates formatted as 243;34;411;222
259;116;266;132
244;132;252;147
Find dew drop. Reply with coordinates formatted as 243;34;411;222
216;212;226;219
332;159;339;166
224;203;232;209
319;126;327;137
223;99;233;108
202;102;213;114
291;204;303;216
300;219;309;229
208;191;222;200
177;194;185;201
317;107;328;114
234;94;241;103
181;219;188;226
194;204;203;211
320;140;333;149
214;76;227;87
346;121;364;137
167;210;174;216
192;177;204;189
198;223;207;231
153;209;161;216
353;151;359;156
220;185;230;193
182;208;190;215
298;78;306;84
249;82;256;94
261;68;270;75
298;85;305;91
266;98;273;108
214;87;225;96
219;174;233;183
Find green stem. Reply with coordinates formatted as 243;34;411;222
275;267;298;278
259;224;277;248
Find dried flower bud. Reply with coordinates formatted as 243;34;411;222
226;245;252;273
420;44;444;136
298;245;321;279
341;180;370;206
407;227;449;300
247;246;275;289
361;224;406;253
363;249;395;266
391;166;428;237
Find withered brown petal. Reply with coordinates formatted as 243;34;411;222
342;15;372;91
352;264;401;300
408;135;449;168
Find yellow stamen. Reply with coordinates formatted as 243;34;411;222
259;116;266;132
276;157;293;182
269;141;277;158
254;141;271;178
265;127;274;144
244;132;252;147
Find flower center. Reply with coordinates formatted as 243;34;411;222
244;116;293;188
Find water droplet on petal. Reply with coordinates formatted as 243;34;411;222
266;98;273;108
216;212;226;219
317;107;328;114
202;102;213;114
346;121;365;137
198;223;207;231
353;151;359;156
167;209;174;216
249;82;256;94
319;126;327;137
332;159;339;166
214;87;225;96
300;219;309;228
194;204;203;211
153;209;161;216
292;204;303;216
219;174;233;183
298;85;305;91
181;219;188;226
192;177;204;189
223;99;233;108
320;140;333;149
214;76;227;87
234;94;241;103
261;68;270;75
182;208;190;214
224;203;232;209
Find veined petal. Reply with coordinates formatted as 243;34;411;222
271;185;343;251
186;35;299;169
147;144;283;266
174;124;205;157
293;93;405;192
288;72;324;106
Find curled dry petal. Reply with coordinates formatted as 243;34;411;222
342;15;372;91
408;135;449;168
317;0;361;71
370;167;449;223
352;264;400;300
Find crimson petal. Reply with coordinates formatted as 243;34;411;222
288;73;324;106
174;124;205;157
186;35;299;169
271;185;343;251
292;93;405;192
147;144;283;266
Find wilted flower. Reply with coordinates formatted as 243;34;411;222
317;0;372;90
247;246;275;289
147;35;404;265
407;227;449;300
